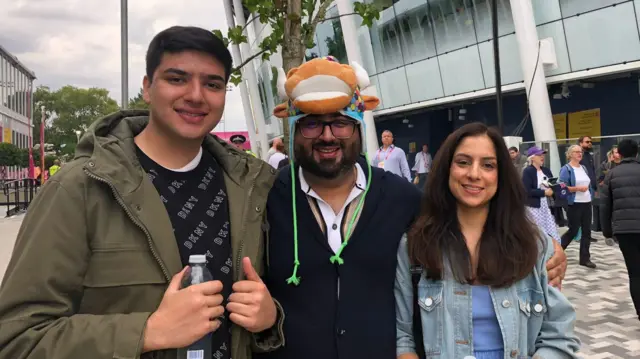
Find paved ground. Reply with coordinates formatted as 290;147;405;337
561;231;640;359
0;214;23;283
0;218;638;357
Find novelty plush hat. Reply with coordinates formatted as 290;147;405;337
274;55;380;157
273;56;380;285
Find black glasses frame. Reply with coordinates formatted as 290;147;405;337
298;119;358;139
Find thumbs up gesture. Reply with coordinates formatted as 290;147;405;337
226;257;277;333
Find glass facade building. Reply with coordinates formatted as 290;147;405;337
245;0;640;142
0;44;36;180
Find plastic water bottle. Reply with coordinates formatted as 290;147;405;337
177;254;214;359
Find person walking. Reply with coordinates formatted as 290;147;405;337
600;139;640;322
0;26;283;359
560;144;596;269
522;146;561;242
595;146;621;234
371;130;411;181
412;144;432;188
396;123;579;359
578;136;598;240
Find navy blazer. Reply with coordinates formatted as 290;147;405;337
522;165;554;208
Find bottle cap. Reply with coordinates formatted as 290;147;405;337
189;254;207;264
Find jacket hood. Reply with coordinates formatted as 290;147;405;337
75;109;268;196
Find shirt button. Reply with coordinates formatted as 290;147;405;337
510;349;519;357
502;299;511;308
337;329;346;336
534;303;543;313
332;223;338;230
255;206;261;212
424;297;433;307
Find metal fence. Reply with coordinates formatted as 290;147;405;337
1;179;38;217
519;134;640;169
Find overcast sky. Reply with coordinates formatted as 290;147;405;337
0;0;247;132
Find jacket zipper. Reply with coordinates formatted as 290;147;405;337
235;168;258;280
84;168;171;281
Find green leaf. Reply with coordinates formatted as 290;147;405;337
230;73;243;86
227;25;248;45
212;29;230;47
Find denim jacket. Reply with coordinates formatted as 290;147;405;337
559;164;594;205
395;235;580;359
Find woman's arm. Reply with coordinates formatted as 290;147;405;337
395;236;420;358
558;167;580;193
534;234;581;358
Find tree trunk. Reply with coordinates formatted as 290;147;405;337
281;0;305;154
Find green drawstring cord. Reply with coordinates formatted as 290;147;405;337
286;153;373;286
286;159;302;285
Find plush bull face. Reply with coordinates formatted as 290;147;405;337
273;57;380;119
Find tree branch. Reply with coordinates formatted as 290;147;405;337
232;47;270;73
320;12;359;22
309;0;334;35
241;15;259;34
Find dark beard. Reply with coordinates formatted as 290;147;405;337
294;140;360;179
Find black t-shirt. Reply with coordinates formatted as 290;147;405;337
137;146;232;359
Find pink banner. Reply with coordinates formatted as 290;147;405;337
211;131;251;150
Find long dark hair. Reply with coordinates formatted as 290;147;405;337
408;122;540;287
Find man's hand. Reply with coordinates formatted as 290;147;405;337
142;267;225;352
227;257;277;333
546;241;567;290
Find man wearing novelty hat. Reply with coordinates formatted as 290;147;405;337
257;56;422;359
258;56;570;359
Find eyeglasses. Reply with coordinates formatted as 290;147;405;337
298;118;357;139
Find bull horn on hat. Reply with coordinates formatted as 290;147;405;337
351;61;370;89
277;68;288;99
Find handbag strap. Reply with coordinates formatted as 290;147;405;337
410;264;426;359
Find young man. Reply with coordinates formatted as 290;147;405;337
0;26;283;359
509;146;527;175
600;139;640;321
578;136;600;237
259;56;568;359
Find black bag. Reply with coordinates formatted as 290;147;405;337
410;265;426;359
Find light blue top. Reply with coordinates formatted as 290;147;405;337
371;145;411;181
395;234;581;359
472;286;504;359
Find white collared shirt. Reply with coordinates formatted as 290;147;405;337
299;163;366;253
412;151;432;174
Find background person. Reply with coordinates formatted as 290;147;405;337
560;144;596;269
371;130;411;181
523;146;560;242
600;139;640;322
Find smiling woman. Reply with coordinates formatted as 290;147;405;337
396;122;580;359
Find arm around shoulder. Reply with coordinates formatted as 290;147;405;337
0;179;152;359
534;234;581;358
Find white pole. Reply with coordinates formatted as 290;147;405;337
222;1;259;156
230;0;270;159
509;0;560;174
335;0;379;159
120;0;129;109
